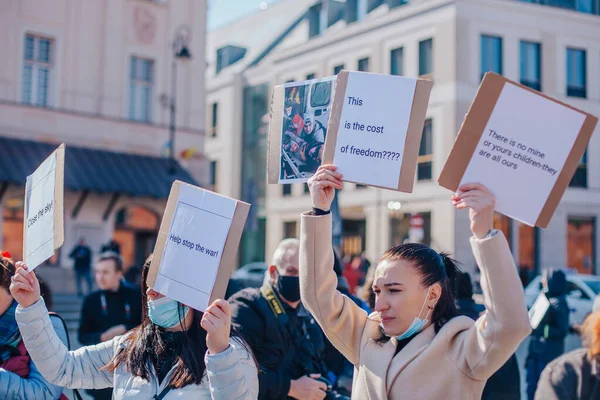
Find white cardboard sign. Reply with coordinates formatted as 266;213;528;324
459;83;586;226
529;293;551;330
24;145;64;270
331;72;417;189
152;184;237;312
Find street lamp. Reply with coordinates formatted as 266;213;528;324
164;25;192;174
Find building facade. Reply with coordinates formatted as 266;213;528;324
207;0;600;280
0;0;208;270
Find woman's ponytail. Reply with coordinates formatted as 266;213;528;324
431;251;461;332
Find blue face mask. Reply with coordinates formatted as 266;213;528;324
147;297;189;329
394;286;433;341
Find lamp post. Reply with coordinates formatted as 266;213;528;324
164;25;192;174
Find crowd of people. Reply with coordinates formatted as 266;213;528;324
0;164;598;399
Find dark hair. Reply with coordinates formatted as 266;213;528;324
0;254;53;309
379;243;461;334
98;252;123;272
0;255;15;292
456;272;474;300
103;254;256;388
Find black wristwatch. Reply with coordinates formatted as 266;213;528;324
312;207;331;216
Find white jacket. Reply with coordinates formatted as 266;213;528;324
16;298;258;399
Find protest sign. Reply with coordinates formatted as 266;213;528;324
23;144;65;270
147;181;250;312
439;72;598;228
322;70;432;192
267;76;336;184
528;293;551;330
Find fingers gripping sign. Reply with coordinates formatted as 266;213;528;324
307;165;343;211
201;299;232;355
452;183;496;239
9;262;41;308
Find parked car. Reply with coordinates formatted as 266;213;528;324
231;262;268;289
524;273;600;326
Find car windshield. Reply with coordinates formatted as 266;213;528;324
582;279;600;295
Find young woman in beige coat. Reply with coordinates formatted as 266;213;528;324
300;165;531;400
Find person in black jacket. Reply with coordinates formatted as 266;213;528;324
69;237;93;297
456;272;521;400
229;239;336;400
535;309;600;399
78;252;142;400
526;268;570;400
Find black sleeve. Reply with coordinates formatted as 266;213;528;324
230;296;292;399
69;246;77;259
78;296;103;345
126;289;143;331
545;298;570;340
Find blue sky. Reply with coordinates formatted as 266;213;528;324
208;0;282;30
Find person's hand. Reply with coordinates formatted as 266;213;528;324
201;299;231;355
291;143;299;152
289;374;328;400
307;165;343;211
9;262;41;309
452;183;495;239
100;324;127;342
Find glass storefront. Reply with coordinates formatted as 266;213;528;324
239;83;269;265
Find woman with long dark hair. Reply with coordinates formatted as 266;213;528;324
10;255;258;399
300;165;531;399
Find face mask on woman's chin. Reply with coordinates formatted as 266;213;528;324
147;296;190;329
380;286;433;340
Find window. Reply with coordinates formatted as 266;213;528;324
22;34;53;107
284;221;298;239
576;0;595;13
282;184;292;196
211;102;218;137
209;160;217;191
129;57;154;122
520;41;542;91
388;0;409;8
418;38;433;76
567;216;596;274
390;47;403;76
519;0;599;15
368;0;385;12
306;73;316;80
566;48;587;98
480;35;503;80
333;64;344;75
216;45;246;73
417;119;433;181
356;184;367;189
570;149;587;188
358;57;370;72
518;223;539;285
390;212;432;246
304;183;310;194
309;3;324;37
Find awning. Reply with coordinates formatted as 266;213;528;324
0;137;198;198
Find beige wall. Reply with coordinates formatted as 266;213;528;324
0;0;208;267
